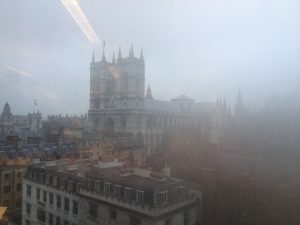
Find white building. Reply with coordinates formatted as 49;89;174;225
22;160;201;225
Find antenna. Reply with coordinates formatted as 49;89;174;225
34;100;37;113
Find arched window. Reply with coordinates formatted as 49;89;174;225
94;118;99;128
121;117;126;128
104;117;114;137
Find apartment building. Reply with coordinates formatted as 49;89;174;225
23;160;201;225
0;163;26;223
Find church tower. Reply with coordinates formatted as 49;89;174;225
88;44;145;136
234;88;245;119
0;103;14;139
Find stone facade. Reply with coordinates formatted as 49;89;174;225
0;103;42;140
23;160;201;225
0;164;25;223
88;46;221;153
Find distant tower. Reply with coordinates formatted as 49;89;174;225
88;44;146;134
0;103;14;139
234;88;245;118
28;100;42;135
145;85;153;100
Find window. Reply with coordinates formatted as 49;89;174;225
26;203;31;215
76;183;81;192
33;172;38;181
114;185;121;197
68;181;73;192
17;183;22;191
26;185;31;197
17;171;22;178
104;182;110;194
53;176;57;186
46;175;50;185
110;209;117;219
4;173;10;180
43;190;47;202
89;202;97;218
63;220;69;225
49;213;54;225
125;188;132;201
37;209;46;222
56;216;61;225
72;200;78;215
49;192;54;205
25;220;30;225
178;186;184;198
57;195;61;209
95;181;100;192
184;211;189;225
39;173;44;183
159;191;168;205
64;198;69;211
60;178;65;189
3;185;11;193
130;217;141;225
136;190;144;203
84;179;92;189
36;188;41;200
121;117;126;128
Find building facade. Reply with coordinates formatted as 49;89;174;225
88;46;222;153
0;103;42;141
0;163;26;223
23;160;200;225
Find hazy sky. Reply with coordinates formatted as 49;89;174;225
0;0;299;115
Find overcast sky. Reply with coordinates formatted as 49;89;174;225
0;0;299;115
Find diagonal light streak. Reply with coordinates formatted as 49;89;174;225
5;66;33;78
61;0;101;44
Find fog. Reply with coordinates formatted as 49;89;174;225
0;0;299;115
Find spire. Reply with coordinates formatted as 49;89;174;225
91;50;95;64
222;98;227;113
145;85;153;100
129;43;134;57
117;46;122;62
34;99;38;113
112;52;116;64
140;47;144;60
101;40;106;62
234;88;245;117
1;102;12;117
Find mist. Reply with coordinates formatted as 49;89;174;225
0;0;299;115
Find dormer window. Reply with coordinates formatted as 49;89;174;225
178;186;184;198
124;187;132;201
95;181;101;193
136;190;144;203
104;182;110;194
159;191;168;205
87;179;91;189
114;185;121;197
